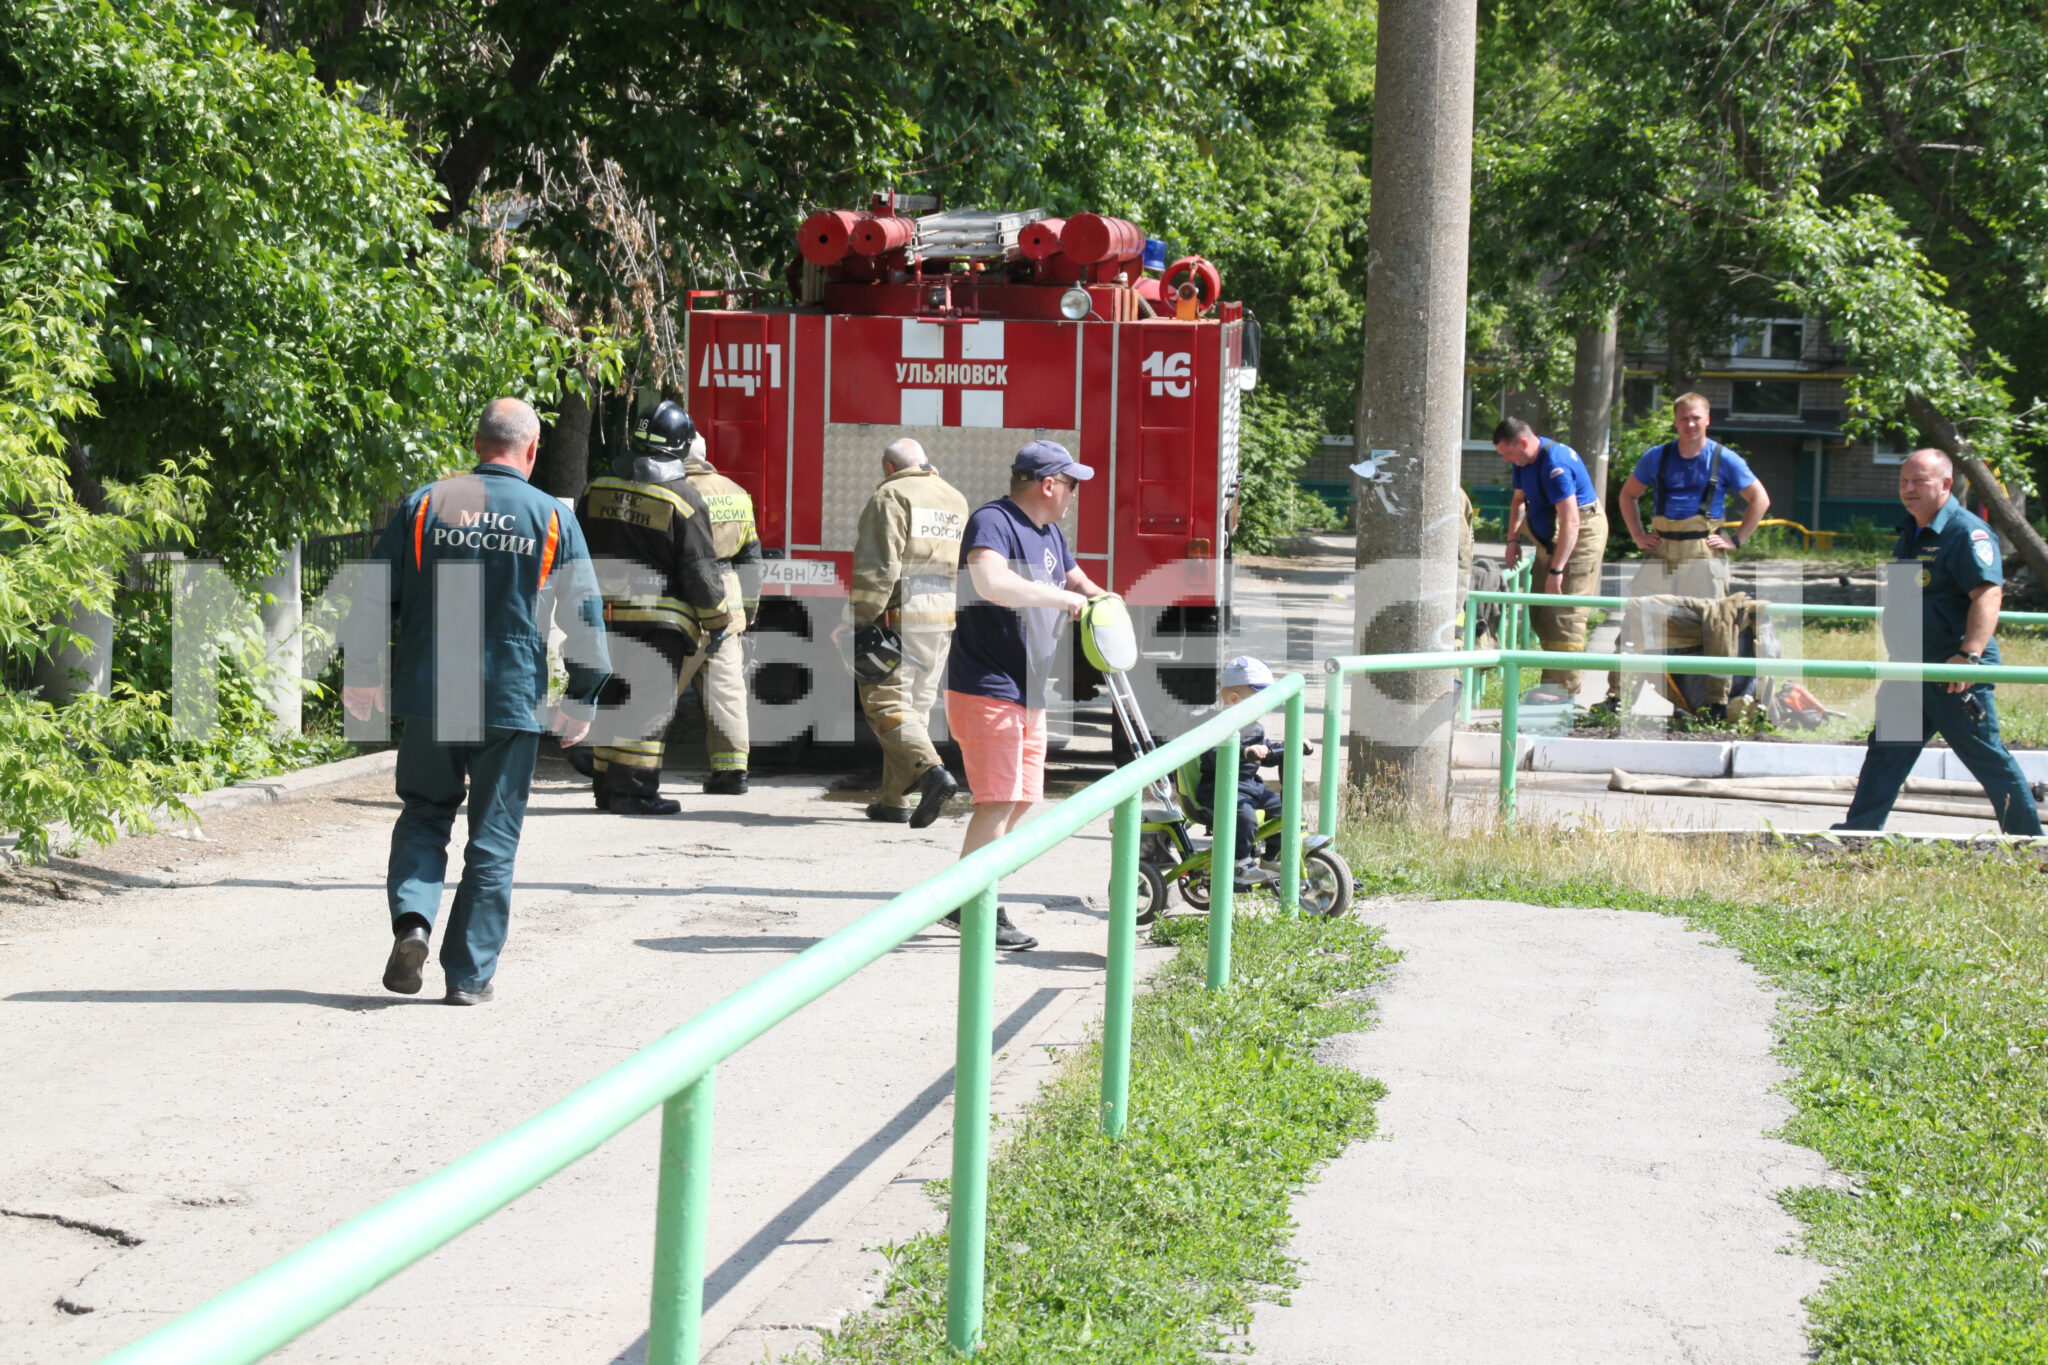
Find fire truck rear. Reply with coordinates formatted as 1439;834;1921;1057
683;195;1257;750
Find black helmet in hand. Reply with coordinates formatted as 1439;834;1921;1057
631;401;697;455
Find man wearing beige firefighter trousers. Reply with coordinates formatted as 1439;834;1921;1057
1617;391;1770;599
851;439;971;827
682;442;764;795
1496;417;1607;700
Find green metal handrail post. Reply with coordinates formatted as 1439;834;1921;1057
92;677;1311;1365
1206;732;1237;990
1100;796;1139;1137
1317;673;1344;839
946;883;998;1354
1280;689;1305;914
1498;656;1521;821
646;1068;714;1365
1460;601;1479;726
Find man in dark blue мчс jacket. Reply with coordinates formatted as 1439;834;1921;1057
344;398;611;1004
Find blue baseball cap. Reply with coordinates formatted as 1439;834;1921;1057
1013;440;1094;482
1220;656;1274;689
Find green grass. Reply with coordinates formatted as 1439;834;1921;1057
806;911;1396;1363
1461;619;2048;748
1340;816;2048;1363
1789;620;2048;748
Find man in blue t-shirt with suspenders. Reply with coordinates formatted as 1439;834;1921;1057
1496;417;1607;701
1617;391;1771;599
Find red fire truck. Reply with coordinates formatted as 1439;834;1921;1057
682;195;1257;746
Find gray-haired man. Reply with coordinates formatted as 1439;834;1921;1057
851;438;971;825
344;398;610;1004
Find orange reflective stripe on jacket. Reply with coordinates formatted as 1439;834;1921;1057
412;493;431;570
538;509;560;587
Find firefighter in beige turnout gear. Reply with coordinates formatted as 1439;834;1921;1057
1617;391;1771;601
851;439;971;826
1495;418;1608;699
682;443;764;795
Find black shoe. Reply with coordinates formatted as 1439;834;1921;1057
445;981;494;1006
610;794;682;815
933;907;1038;951
907;766;959;830
703;770;749;796
561;745;597;779
382;924;430;995
994;908;1037;951
866;803;912;823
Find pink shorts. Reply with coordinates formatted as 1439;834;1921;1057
944;691;1047;804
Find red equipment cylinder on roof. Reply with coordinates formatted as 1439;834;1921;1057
1019;217;1067;260
850;214;917;256
1165;255;1223;307
1060;213;1145;266
798;210;865;266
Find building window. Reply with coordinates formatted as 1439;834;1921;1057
1872;428;1914;465
1730;317;1807;362
1730;379;1802;415
1621;376;1660;427
1464;380;1504;446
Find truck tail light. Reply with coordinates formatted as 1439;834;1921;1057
1188;538;1212;558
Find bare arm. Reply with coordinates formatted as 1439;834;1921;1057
1544;499;1581;590
1951;582;2002;691
967;548;1089;618
1504;490;1528;568
1712;480;1771;551
1619;476;1656;549
1065;564;1107;599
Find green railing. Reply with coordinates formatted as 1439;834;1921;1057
99;673;1312;1365
1320;648;2048;826
1458;588;2048;725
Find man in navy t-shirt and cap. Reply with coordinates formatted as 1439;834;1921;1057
943;440;1109;950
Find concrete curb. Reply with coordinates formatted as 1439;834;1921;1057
3;746;395;864
1452;731;2048;786
180;748;397;820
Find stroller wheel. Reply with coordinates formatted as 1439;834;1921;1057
1134;863;1168;925
1298;847;1356;919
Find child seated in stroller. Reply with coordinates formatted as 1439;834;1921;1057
1192;655;1284;889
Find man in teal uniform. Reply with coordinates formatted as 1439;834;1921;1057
344;398;611;1004
1837;449;2042;834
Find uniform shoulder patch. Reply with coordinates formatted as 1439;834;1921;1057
912;507;965;542
1969;527;1991;540
1976;541;1998;565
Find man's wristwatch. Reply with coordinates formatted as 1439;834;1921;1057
1727;531;1743;548
1964;651;1984;665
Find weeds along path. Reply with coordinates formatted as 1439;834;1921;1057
1255;895;1836;1364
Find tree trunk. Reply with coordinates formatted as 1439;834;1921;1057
539;385;594;501
1348;0;1478;813
1904;392;2048;591
1570;309;1620;490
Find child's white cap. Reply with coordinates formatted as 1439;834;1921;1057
1220;656;1274;690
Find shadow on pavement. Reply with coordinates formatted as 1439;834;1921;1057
604;986;1070;1365
7;988;422;1011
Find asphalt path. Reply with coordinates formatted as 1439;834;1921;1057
0;763;1153;1363
1253;896;1836;1363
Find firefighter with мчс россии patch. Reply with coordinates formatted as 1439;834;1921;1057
681;439;765;796
849;437;971;828
574;401;733;816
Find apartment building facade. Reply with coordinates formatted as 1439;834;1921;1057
1301;315;1925;533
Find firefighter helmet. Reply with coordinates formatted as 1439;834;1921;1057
851;622;903;684
631;401;697;455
